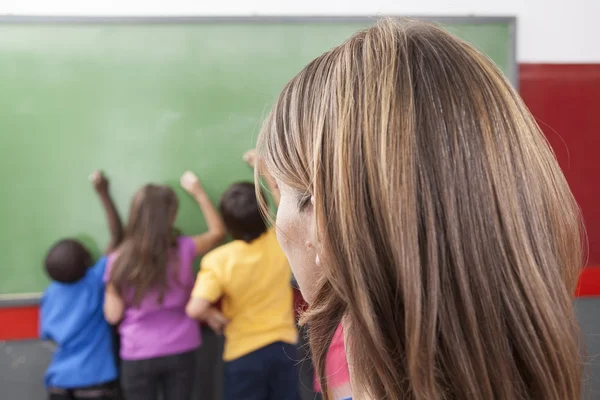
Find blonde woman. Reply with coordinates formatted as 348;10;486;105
256;19;584;400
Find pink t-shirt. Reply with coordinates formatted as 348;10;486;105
314;324;350;392
104;236;201;360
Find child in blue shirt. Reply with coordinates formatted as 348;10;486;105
40;171;123;400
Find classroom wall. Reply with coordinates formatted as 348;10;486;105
1;0;598;62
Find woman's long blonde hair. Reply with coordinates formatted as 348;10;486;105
258;18;584;399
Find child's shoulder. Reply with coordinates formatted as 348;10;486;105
42;281;62;299
176;235;195;250
41;279;83;310
262;227;280;246
202;240;246;264
86;255;109;282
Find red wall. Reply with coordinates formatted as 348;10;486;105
0;306;38;340
519;64;600;297
520;64;600;265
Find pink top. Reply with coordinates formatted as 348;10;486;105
314;324;350;392
104;236;201;360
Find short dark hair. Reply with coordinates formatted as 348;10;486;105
44;239;92;283
220;182;267;243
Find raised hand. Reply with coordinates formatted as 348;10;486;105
243;149;257;168
90;170;109;194
180;171;204;196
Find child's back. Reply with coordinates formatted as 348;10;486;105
188;177;300;400
41;256;117;389
196;227;297;361
41;172;123;399
104;236;200;360
103;173;226;400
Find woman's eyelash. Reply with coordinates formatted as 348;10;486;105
297;194;311;211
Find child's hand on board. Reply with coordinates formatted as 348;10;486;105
180;171;204;195
243;149;257;168
90;170;109;194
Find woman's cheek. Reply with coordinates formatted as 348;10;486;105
275;193;319;303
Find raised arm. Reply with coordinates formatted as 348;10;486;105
243;149;280;208
91;171;124;254
180;171;226;256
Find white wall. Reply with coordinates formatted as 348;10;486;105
1;0;598;63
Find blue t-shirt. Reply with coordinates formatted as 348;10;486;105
40;256;117;389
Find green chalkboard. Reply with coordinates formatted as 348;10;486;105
0;17;515;295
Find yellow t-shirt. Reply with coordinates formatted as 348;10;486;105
191;228;298;361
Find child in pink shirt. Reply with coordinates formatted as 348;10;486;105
103;172;226;400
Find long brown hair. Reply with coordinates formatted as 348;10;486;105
258;19;584;399
110;184;179;306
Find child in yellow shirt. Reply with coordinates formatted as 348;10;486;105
186;150;299;400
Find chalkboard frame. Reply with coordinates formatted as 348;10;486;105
0;15;517;305
0;15;517;85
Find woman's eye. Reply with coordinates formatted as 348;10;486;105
297;194;311;211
